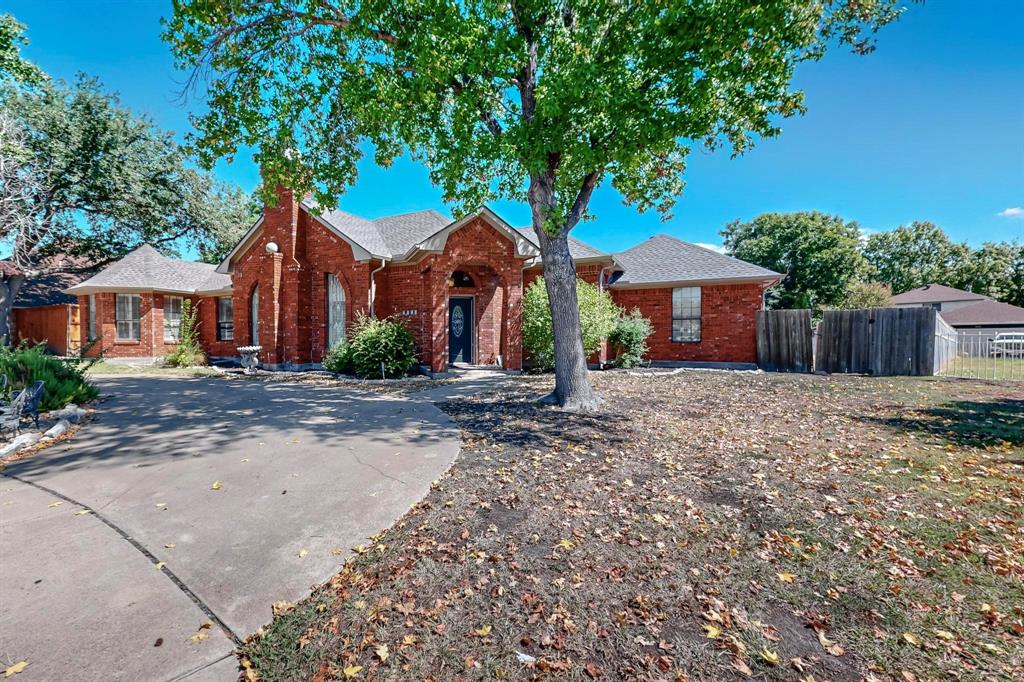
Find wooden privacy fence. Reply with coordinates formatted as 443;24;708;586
818;307;947;376
756;309;813;372
11;304;81;356
758;307;956;377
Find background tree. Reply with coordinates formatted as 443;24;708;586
0;14;45;85
722;211;865;309
953;241;1016;301
836;280;892;309
862;221;969;294
0;74;257;340
1006;245;1024;308
166;0;906;410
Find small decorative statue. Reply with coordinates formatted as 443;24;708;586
237;345;262;375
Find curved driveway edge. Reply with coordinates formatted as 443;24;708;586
0;376;461;682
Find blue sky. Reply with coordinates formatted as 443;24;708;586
6;0;1023;253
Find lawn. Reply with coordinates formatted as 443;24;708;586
241;371;1023;681
941;357;1024;382
85;360;223;377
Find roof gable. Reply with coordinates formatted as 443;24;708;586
891;283;991;305
65;245;231;296
611;234;781;287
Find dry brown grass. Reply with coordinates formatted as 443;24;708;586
242;371;1023;681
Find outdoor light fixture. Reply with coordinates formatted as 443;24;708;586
265;241;279;253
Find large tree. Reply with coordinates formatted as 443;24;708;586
722;211;865;309
861;221;970;295
0;14;45;85
0;74;257;340
166;0;906;409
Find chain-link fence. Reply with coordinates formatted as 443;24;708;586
935;329;1024;381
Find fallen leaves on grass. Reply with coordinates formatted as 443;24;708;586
238;372;1024;681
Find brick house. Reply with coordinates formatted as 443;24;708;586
65;245;235;362
66;187;781;370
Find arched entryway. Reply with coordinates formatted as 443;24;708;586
445;264;506;367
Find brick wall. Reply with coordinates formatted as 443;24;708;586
197;295;237;358
610;283;765;363
79;292;210;360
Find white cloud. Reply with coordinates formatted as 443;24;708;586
695;242;726;254
997;206;1023;218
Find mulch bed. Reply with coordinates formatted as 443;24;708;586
241;371;1023;681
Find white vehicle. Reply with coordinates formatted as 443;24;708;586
991;332;1024;357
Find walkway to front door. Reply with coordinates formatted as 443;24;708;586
448;297;473;364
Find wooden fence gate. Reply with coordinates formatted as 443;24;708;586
756;309;813;373
817;307;942;376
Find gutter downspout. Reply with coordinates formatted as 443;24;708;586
369;259;386;318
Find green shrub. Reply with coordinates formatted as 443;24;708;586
0;342;98;411
165;299;207;367
322;339;355;375
347;314;417;379
522;276;619;371
609;309;653;368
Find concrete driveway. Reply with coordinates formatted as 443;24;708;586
0;376;460;681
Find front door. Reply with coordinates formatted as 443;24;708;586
448;297;473;364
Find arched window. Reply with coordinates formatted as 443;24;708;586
250;286;260;345
450;270;475;288
326;273;346;349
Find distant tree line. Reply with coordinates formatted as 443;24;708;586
722;212;1024;311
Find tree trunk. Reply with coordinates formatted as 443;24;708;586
533;225;603;411
0;275;24;346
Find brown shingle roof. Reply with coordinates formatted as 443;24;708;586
891;283;990;305
939;299;1024;326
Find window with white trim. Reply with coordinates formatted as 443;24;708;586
217;297;234;341
671;287;701;342
163;296;183;342
326;273;346;349
87;294;97;341
115;294;140;341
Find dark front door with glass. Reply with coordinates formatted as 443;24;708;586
448;297;473;364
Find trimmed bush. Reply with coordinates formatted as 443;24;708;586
165;299;207;367
522;276;619;371
0;342;98;411
348;314;417;379
322;339;355;375
609;309;653;368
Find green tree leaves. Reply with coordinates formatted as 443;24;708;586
722;212;865;309
0;14;45;86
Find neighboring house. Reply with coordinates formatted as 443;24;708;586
890;283;990;312
8;255;93;355
890;282;1024;350
937;299;1024;336
65;246;234;362
66;187;782;370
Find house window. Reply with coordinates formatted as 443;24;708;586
217;296;234;341
115;293;140;341
326;274;346;349
87;294;97;341
249;286;259;345
163;296;183;342
671;287;701;342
